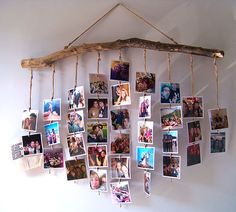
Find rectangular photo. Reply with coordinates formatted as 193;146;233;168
110;181;132;204
208;108;229;130
163;155;181;179
87;145;108;168
88;98;108;119
67;134;86;157
22;133;43;156
67;86;85;110
162;130;178;154
187;143;201;166
210;131;226;153
138;121;153;144
160;106;183;130
111;109;130;130
144;171;151;196
182;96;204;118
67;110;85;134
136;146;155;170
112;83;131;106
111;156;131;179
44;122;60;146
87;122;108;143
11;142;23;160
44;147;64;169
110;132;130;155
110;60;129;81
65;159;87;181
160;82;180;104
135;72;156;93
138;95;151;119
89;169;108;192
22;109;38;132
187;120;202;143
89;73;108;94
43;98;61;121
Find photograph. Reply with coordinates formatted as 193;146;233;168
162;130;178;154
112;83;131;106
182;96;204;118
110;132;130;155
87;98;108;119
111;109;130;130
22;109;38;132
136;146;155;170
11;142;23;160
22;133;43;156
163;155;181;179
89;73;108;94
110;60;130;81
187;143;201;166
44;147;64;169
160;82;181;104
208;108;229;130
44;122;60;145
135;72;156;93
90;169;108;192
138;95;151;119
144;171;151;196
111;156;131;179
67;134;86;157
67;86;85;110
210;131;226;153
87;145;108;168
138;121;153;144
110;181;132;204
187;120;202;143
87;122;108;143
43;98;61;121
160;106;183;130
67;110;85;134
65;159;87;181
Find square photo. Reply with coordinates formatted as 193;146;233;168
210;131;226;153
110;132;130;155
67;110;85;134
11;142;23;160
67;134;86;157
182;96;204;118
144;171;151;196
110;60;130;81
111;109;130;130
22;109;38;132
135;72;155;93
187;120;202;143
88;98;108;119
112;83;131;106
160;82;180;104
136;146;155;170
138;95;151;119
43;98;61;121
208;108;229;130
162;130;178;154
22;133;43;156
87;145;108;168
44;147;64;169
187;143;201;166
89;73;108;94
163;155;181;179
44;122;60;146
65;159;87;181
90;169;108;192
87;122;108;143
111;156;131;179
67;86;85;110
110;181;132;204
138;121;153;144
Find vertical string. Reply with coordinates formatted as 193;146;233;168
97;52;101;74
144;49;147;74
29;68;33;111
190;54;194;97
119;49;122;62
74;55;79;88
213;57;220;109
167;53;171;83
51;64;56;100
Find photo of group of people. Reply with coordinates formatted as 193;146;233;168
44;147;64;169
44;122;60;145
43;98;61;121
22;133;43;156
89;73;108;94
163;155;181;179
111;157;131;179
112;83;131;106
138;95;151;119
110;61;129;82
67;134;86;157
22;109;38;132
210;131;226;153
137;146;155;170
87;122;108;143
187;120;202;143
162;130;178;154
138;121;153;144
67;86;85;110
187;144;201;166
90;169;108;192
182;96;203;118
111;109;130;130
67;110;85;134
160;82;180;104
208;108;228;130
88;98;108;119
87;145;108;167
135;72;155;93
144;171;151;196
110;181;132;204
65;159;87;181
110;133;130;155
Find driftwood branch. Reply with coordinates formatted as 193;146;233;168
21;38;224;69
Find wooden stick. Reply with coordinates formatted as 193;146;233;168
21;38;224;69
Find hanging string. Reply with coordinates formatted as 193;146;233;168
29;68;33;111
190;54;194;97
97;52;101;74
119;49;122;62
74;55;79;88
144;49;147;74
213;57;220;109
51;64;56;100
167;53;171;83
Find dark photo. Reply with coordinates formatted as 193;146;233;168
210;131;226;153
187;143;201;166
111;109;130;130
110;60;129;81
87;122;108;143
163;155;181;179
22;133;43;156
135;72;155;93
87;145;108;168
65;159;87;181
160;82;180;104
67;134;86;157
88;98;108;119
44;147;64;169
162;130;178;154
187;120;202;143
208;108;228;130
182;96;203;118
110;132;130;155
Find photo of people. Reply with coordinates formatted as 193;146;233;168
112;83;131;106
111;109;130;130
138;121;153;144
182;96;204;118
208;108;228;130
110;60;130;81
187;120;202;143
144;171;151;196
138;95;151;119
110;132;130;155
135;72;155;93
11;142;23;160
22;133;43;156
44;147;64;169
162;130;178;154
160;106;183;130
163;155;181;179
87;122;108;143
160;82;180;104
67;110;85;134
67;134;86;157
65;159;87;181
187;143;201;166
67;86;85;110
111;156;131;179
88;98;108;119
210;131;226;153
44;122;60;145
137;146;155;170
43;98;61;121
87;145;108;168
110;181;132;204
90;169;108;192
89;73;108;94
22;109;38;132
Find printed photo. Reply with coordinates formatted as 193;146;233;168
89;73;108;94
160;82;180;104
22;109;38;132
22;133;43;156
110;181;132;204
111;109;130;130
11;142;23;160
110;132;130;155
138;121;153;144
208;108;229;130
67;86;85;110
90;169;108;192
144;171;151;196
138;95;151;119
43;98;61;121
65;159;87;181
163;155;181;179
44;122;60;145
44;147;64;169
88;98;108;119
187;120;202;143
67;110;85;134
135;72;155;93
87;145;108;168
182;96;204;118
187;143;201;166
160;106;183;130
111;156;131;179
110;60;129;81
137;146;155;170
112;83;131;106
67;134;86;157
162;130;178;154
210;131;226;153
87;122;108;143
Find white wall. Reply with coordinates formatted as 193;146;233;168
0;0;236;212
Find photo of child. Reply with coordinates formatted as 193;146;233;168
90;169;108;192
